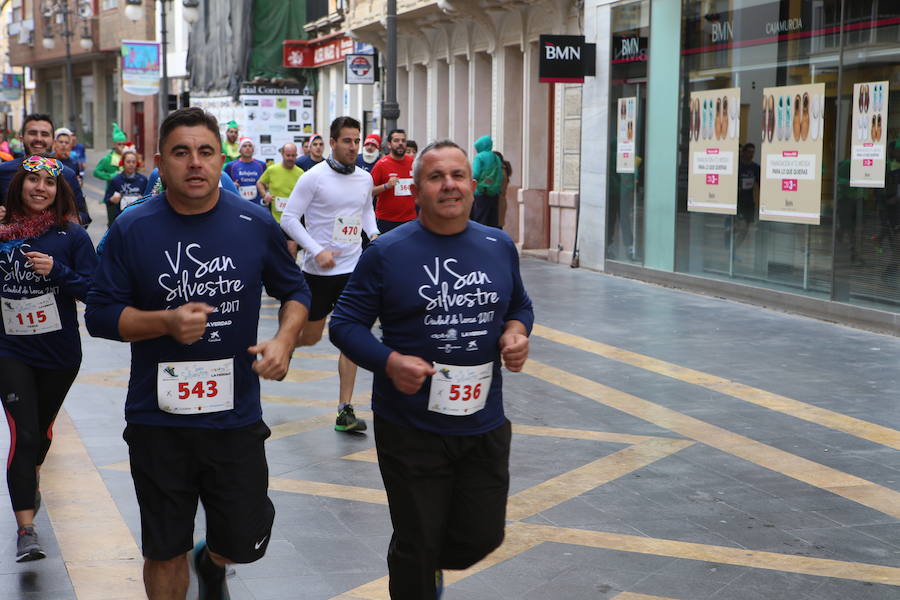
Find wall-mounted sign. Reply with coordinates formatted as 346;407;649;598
688;88;741;214
616;97;637;174
759;83;825;225
1;73;23;101
283;37;374;70
121;40;161;96
850;81;889;188
345;54;378;85
539;35;596;83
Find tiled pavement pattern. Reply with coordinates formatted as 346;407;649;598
0;184;897;599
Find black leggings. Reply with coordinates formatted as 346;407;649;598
0;357;79;511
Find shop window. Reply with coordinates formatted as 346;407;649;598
606;0;649;264
676;0;900;312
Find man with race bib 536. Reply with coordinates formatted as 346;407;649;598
330;139;533;598
281;116;379;433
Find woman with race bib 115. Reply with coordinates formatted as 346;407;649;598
0;156;97;562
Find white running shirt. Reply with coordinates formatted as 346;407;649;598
280;160;378;276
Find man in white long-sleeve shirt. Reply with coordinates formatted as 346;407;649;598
281;116;379;432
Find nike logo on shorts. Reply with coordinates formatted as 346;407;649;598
254;535;268;550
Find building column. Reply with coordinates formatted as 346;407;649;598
519;41;550;249
468;52;491;154
449;55;469;147
643;0;682;271
490;49;504;149
434;59;449;140
92;60;108;150
397;66;409;132
409;64;427;142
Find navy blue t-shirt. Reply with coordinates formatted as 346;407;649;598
0;221;97;369
85;190;311;429
329;220;534;436
296;156;324;172
104;172;149;207
225;159;267;204
355;154;378;173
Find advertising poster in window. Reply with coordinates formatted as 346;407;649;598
850;81;889;188
239;84;315;163
121;41;161;96
759;83;825;225
687;88;740;214
616;97;636;174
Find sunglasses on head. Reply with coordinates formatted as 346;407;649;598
22;155;62;177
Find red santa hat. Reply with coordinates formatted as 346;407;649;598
239;136;254;148
364;134;382;148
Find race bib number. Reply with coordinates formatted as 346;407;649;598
239;185;257;201
428;362;492;416
741;177;755;190
121;194;141;209
1;294;62;335
157;358;234;415
332;215;362;243
275;196;289;213
395;178;413;197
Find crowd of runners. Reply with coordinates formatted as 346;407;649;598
0;107;531;600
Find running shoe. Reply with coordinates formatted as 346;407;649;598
435;569;444;599
335;403;367;432
16;526;46;562
191;539;230;600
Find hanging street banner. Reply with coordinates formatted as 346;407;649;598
616;97;636;174
759;83;825;225
1;74;23;101
121;41;161;96
850;81;889;188
688;88;741;214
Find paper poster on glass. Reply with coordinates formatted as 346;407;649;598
616;97;636;174
121;41;161;96
687;88;740;214
1;74;22;102
759;83;825;225
850;81;889;188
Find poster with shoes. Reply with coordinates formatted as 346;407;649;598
759;83;826;225
687;88;740;214
850;81;889;188
616;97;637;174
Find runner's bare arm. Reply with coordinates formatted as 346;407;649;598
118;303;215;344
248;299;308;380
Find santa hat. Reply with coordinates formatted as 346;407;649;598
239;137;253;148
364;134;381;147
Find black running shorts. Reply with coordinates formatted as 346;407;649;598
123;420;275;562
303;271;352;322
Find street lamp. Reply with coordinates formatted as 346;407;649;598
40;0;95;132
124;0;199;123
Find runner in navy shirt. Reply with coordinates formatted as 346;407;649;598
296;133;325;171
103;150;148;223
85;108;310;599
0;156;97;562
224;137;267;205
330;139;533;599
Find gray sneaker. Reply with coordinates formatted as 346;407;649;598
16;526;46;562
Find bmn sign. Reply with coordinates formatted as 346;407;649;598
539;35;596;83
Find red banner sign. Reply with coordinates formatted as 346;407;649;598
283;36;356;69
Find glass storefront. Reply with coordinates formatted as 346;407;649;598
675;0;900;312
607;0;649;264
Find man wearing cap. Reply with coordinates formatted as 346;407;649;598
356;133;382;173
222;120;241;164
94;123;130;228
225;137;267;205
297;133;326;172
51;128;79;176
